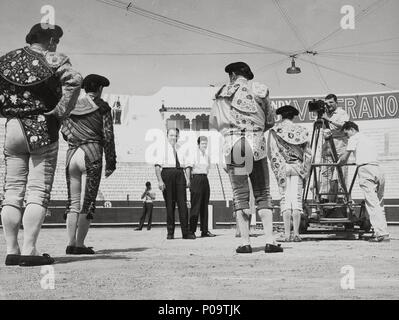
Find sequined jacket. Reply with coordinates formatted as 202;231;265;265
209;77;275;161
0;46;82;151
62;96;117;173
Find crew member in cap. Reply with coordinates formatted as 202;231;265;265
62;74;116;254
210;62;282;253
0;23;82;266
267;105;311;242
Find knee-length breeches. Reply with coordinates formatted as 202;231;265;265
2;118;58;210
64;147;102;220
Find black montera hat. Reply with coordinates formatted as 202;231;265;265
82;74;110;90
276;105;299;116
224;61;254;80
26;23;63;44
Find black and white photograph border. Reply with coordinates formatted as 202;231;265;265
0;0;398;304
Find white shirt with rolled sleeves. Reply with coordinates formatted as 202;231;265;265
346;132;379;165
153;141;190;168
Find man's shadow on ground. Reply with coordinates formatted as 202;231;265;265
54;254;130;265
96;247;149;254
54;247;149;264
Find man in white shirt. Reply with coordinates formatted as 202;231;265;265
189;136;215;237
321;94;350;201
338;121;389;242
135;182;156;231
154;128;195;240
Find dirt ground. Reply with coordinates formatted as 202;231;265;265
0;226;398;300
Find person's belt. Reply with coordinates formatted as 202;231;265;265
192;173;207;176
162;167;184;170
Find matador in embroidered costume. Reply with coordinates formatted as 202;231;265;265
62;74;116;255
0;23;82;266
209;61;282;254
62;75;117;221
267;105;311;242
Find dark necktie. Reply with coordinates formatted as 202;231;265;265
174;147;181;168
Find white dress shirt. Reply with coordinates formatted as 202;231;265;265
154;141;190;168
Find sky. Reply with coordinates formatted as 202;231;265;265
0;0;398;97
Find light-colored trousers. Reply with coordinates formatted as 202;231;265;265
321;138;348;199
280;165;304;213
68;148;87;214
2;118;58;210
358;164;389;237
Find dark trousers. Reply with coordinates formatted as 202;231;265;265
138;202;153;229
161;168;189;236
190;174;210;233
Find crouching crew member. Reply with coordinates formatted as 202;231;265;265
338;121;389;242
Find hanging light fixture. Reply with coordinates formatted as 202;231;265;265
286;56;301;74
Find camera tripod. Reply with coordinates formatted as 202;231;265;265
300;116;372;237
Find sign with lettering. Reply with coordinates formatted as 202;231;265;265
270;91;399;122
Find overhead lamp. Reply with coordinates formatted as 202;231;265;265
286;57;301;74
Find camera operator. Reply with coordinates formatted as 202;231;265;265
320;94;349;201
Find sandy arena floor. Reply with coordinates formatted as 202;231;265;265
0;226;398;300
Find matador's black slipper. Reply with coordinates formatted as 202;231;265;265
19;253;55;267
5;254;20;266
73;247;95;255
66;246;75;254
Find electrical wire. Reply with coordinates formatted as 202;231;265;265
63;51;277;56
318;36;399;52
96;0;291;56
297;56;397;89
308;0;391;50
272;0;329;90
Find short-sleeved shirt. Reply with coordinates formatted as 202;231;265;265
325;107;349;140
143;191;156;203
191;149;210;175
346;132;378;165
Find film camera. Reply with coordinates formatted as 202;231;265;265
308;99;327;118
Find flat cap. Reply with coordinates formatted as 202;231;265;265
276;105;299;116
82;74;110;90
26;23;63;44
224;61;254;80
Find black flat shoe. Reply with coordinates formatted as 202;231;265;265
368;235;390;242
264;243;283;253
135;228;142;231
167;234;174;240
19;254;55;267
73;247;95;255
5;254;20;266
201;231;216;237
183;233;196;240
66;246;75;254
236;245;252;254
